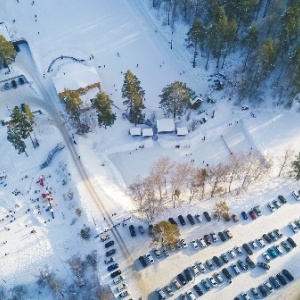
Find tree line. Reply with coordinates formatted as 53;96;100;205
129;148;300;221
151;0;300;106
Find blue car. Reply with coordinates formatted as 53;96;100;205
241;211;248;220
107;263;119;272
267;248;278;258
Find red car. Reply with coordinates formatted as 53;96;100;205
204;234;211;245
249;210;257;220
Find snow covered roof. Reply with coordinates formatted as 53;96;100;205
157;118;175;133
142;128;153;137
129;127;142;136
52;66;100;94
190;96;203;106
0;25;11;41
176;127;188;136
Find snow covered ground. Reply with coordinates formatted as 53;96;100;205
0;0;300;299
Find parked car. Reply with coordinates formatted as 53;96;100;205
177;273;187;285
282;269;294;281
187;214;195;225
274;244;283;255
146;253;154;264
156;288;167;300
250;287;259;299
110;269;121;278
198;238;207;248
204;234;211;245
263;233;272;244
291;190;300;201
203;211;211;222
129;225;136;237
257;238;266;248
105;240;115;248
268;231;278;241
153;247;161;258
184;268;193;281
224;214;231;222
172;278;182;289
191;264;200;277
242;243;253;255
195;214;202;223
281;240;291;252
278;195;287;204
237;259;248;271
267;247;278;258
263;252;271;262
249;210;257;220
241;211;248;220
208;276;218;287
138;256;147;267
287;237;297;248
274;228;283;238
212;256;223;267
193;284;203;296
107;263;119;271
249;240;258;249
186;289;196;300
100;234;110;242
218;231;227;241
206;259;214;270
257;261;270;270
289;221;299;233
232;214;239;222
276;273;287;286
178;215;186;226
295;218;300;228
264;281;273;293
117;283;128;292
267;202;276;212
228;249;236;258
258;284;268;297
113;275;125;285
221;253;229;263
106;249;116;257
273;199;281;208
148;224;154;236
222;267;232;280
180;239;188;248
191;240;199;250
234;246;243;256
246;256;256;268
11;80;17;89
240;291;251;300
179;294;187;300
269;276;281;289
210;232;218;242
119;290;130;299
214;272;224;283
196;261;206;273
253;205;262;216
138;225;145;234
200;279;211;291
224;228;233;239
231;263;240;275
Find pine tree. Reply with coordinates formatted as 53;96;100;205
291;152;300;180
92;92;116;128
0;35;16;67
7;125;28;156
242;26;259;71
61;89;83;128
153;221;180;246
186;19;205;68
159;81;193;118
122;70;145;125
11;106;33;140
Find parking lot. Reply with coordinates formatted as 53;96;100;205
106;191;300;300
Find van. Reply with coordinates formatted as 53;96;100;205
156;288;166;300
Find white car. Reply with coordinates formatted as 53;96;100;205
274;244;283;255
117;283;128;292
186;289;196;300
262;252;271;262
267;202;276;212
249;240;258;249
191;240;199;250
257;238;266;248
172;279;181;289
210;232;218;242
196;261;206;273
146;253;154;263
214;272;224;283
289;222;299;233
180;239;188;248
156;288;166;300
191;264;200;276
292;190;300;201
104;256;115;264
119;290;131;299
228;249;236;258
198;238;207;248
240;291;251;300
113;275;125;285
208;276;218;287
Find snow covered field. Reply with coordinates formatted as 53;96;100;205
0;0;300;299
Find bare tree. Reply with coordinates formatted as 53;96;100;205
67;255;87;277
189;168;208;201
278;146;295;177
210;163;228;197
227;153;245;192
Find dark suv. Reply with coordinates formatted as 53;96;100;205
282;269;294;281
203;211;211;222
276;273;287;286
187;214;195;225
287;237;297;248
105;240;115;248
204;234;211;245
278;195;287;204
106;249;116;257
177;273;187;285
242;243;253;255
129;225;136;237
178;215;186;226
262;234;272;244
222;267;232;280
184;268;193;281
212;256;223;267
168;217;177;225
139;256;147;267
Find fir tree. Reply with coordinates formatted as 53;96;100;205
0;35;16;67
7;124;28;156
92;92;116;128
291;152;300;180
